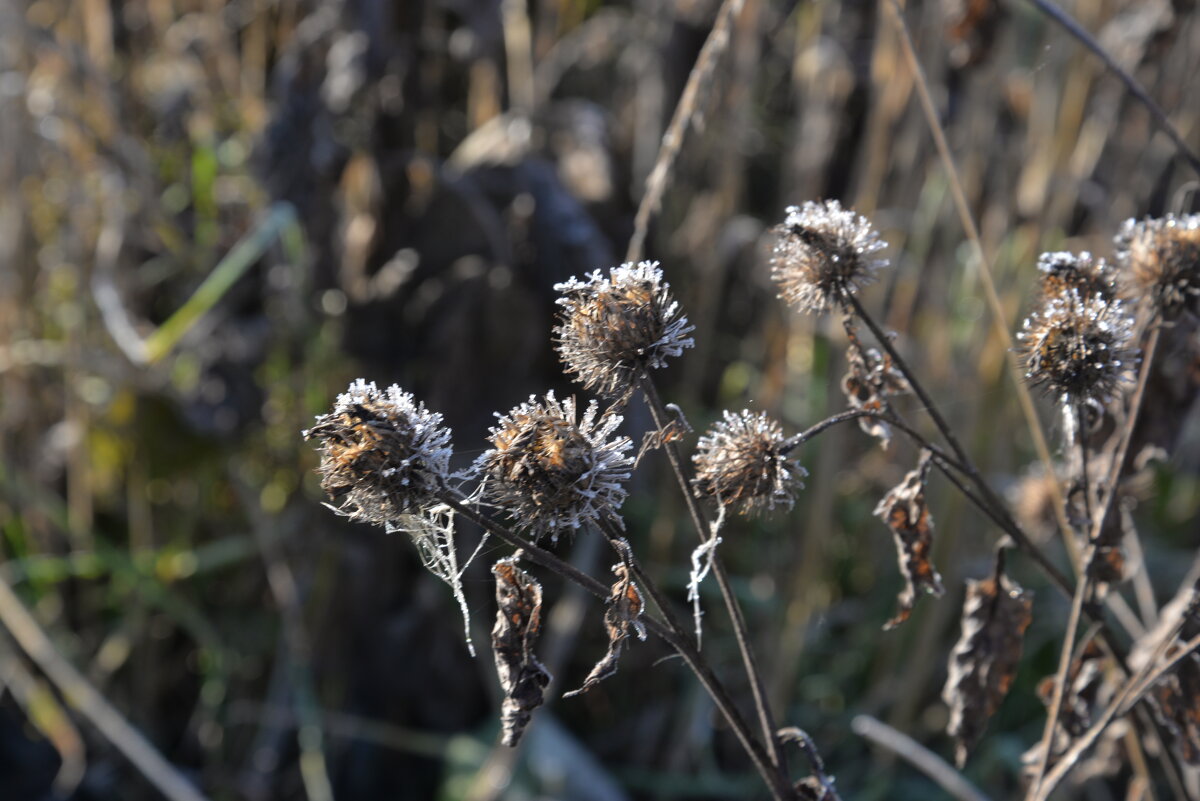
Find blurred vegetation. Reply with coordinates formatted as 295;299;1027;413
0;0;1198;799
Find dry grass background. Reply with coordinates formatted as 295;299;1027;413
1;0;1199;799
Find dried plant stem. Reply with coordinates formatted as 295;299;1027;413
435;492;795;801
852;714;992;801
842;292;1073;595
639;373;785;773
0;574;211;801
625;0;743;264
881;0;1079;570
1034;630;1200;800
1025;0;1200;178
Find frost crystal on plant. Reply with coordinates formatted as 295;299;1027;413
553;261;695;399
770;200;889;314
1018;289;1137;405
692;410;807;515
1114;213;1200;316
1036;251;1117;304
303;379;453;525
476;392;633;541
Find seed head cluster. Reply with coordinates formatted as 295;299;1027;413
1036;251;1117;303
303;379;453;526
553;262;695;399
770;200;889;314
1018;289;1136;404
477;392;633;540
1114;213;1200;316
692;410;807;515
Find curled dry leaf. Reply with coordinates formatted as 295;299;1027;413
942;568;1033;767
1142;583;1200;764
491;555;552;746
874;450;944;629
564;546;646;698
841;321;911;449
1023;638;1111;779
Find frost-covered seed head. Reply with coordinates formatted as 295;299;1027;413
1036;251;1117;303
1018;291;1137;404
1114;214;1200;317
692;410;807;515
770;200;889;314
553;262;695;399
477;392;633;540
303;380;453;525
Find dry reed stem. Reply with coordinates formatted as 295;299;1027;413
881;0;1080;571
0;574;211;801
625;0;744;264
852;714;992;801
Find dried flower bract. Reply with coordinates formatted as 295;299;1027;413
477;392;633;540
771;200;888;314
553;261;695;398
303;379;453;526
692;410;807;515
1019;289;1136;404
1114;213;1200;316
1036;251;1117;303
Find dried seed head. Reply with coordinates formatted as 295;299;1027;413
770;200;889;314
1114;213;1200;316
1018;290;1137;404
1036;251;1117;303
553;262;695;399
477;392;633;540
303;379;453;525
692;410;807;515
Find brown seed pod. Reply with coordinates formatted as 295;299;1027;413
692;410;807;515
1114;213;1200;317
770;200;889;315
303;380;453;526
476;392;632;541
553;261;695;399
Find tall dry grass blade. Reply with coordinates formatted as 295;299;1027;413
0;574;211;801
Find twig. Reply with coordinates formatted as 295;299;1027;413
852;714;992;801
625;0;744;264
881;0;1080;570
0;574;211;801
1025;0;1200;178
639;372;785;773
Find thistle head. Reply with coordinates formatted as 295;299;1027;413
553;262;695;399
1114;213;1200;317
1018;290;1137;405
1036;251;1117;303
770;200;889;314
303;380;453;526
692;410;807;515
476;392;633;540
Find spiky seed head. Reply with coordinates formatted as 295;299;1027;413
1036;251;1117;303
770;200;889;314
692;410;807;515
553;262;695;399
303;379;453;525
1018;290;1137;404
477;392;633;541
1114;213;1200;317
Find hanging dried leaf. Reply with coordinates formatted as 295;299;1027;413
942;567;1033;767
563;545;646;698
1022;638;1111;779
874;450;944;629
491;555;551;746
1142;583;1200;764
841;321;911;449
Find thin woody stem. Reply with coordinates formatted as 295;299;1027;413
639;372;786;773
436;491;795;801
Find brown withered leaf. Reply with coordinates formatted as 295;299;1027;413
1023;637;1112;779
942;567;1033;767
563;546;646;698
491;554;551;746
1142;582;1200;764
874;450;944;629
842;321;911;449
